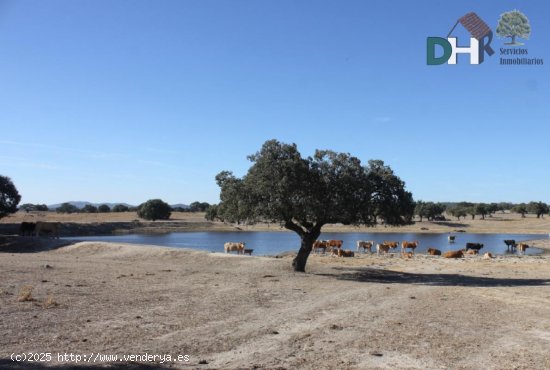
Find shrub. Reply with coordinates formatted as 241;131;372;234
137;199;171;221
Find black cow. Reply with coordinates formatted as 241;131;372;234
19;222;36;236
465;242;484;251
504;240;516;250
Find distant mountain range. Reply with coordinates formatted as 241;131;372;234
47;201;189;210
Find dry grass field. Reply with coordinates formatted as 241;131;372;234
1;242;549;369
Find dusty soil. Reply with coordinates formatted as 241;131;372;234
1;241;549;369
1;211;550;236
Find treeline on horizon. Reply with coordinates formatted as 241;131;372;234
18;201;212;214
13;199;550;222
414;201;549;221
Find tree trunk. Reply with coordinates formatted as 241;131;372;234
292;232;318;272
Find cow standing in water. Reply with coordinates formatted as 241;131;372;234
19;222;36;236
34;222;61;238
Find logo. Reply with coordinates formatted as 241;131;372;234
496;10;530;46
427;12;495;65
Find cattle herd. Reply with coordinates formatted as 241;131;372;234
19;222;61;238
223;238;531;258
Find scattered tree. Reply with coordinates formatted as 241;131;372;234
496;10;531;45
189;201;211;212
112;204;130;212
82;204;98;213
527;201;549;218
137;199;171;221
214;140;414;272
475;203;489;220
448;206;468;221
56;202;79;214
0;175;21;219
512;203;528;218
97;204;111;213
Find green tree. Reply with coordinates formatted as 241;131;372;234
214;140;414;272
205;204;219;221
475;203;489;220
415;201;425;222
82;204;98;213
97;204;111;213
448;206;467;221
527;201;549;219
496;10;531;45
112;204;130;212
19;203;36;212
512;203;528;218
56;202;79;214
35;204;49;211
0;175;21;219
137;199;171;221
189;201;211;212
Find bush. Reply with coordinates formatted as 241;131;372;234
0;175;21;219
137;199;171;221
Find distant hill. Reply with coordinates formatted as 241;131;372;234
48;201;135;210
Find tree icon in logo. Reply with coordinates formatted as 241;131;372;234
496;10;531;46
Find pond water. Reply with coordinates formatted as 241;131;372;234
63;231;546;256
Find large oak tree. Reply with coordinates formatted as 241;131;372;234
214;140;414;272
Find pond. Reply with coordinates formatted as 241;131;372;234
63;231;547;256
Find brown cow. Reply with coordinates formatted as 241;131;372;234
312;240;328;254
483;252;494;259
402;251;414;259
224;242;245;254
356;240;374;253
442;250;464;258
426;248;441;256
34;222;60;238
517;243;529;254
465;249;479;255
401;241;419;254
338;249;355;258
327;240;343;251
383;241;399;250
376;243;391;255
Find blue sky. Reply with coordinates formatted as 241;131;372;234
0;0;548;205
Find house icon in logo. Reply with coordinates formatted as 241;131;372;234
427;12;495;65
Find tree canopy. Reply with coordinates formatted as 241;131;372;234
214;140;414;272
0;175;21;219
137;199;172;221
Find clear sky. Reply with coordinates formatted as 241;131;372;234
0;0;548;205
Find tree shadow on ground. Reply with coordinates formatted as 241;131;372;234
0;359;174;370
316;267;550;287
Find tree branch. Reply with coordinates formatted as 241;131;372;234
284;220;305;237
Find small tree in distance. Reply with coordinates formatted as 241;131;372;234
0;175;21;219
82;204;98;213
56;202;79;214
214;140;414;272
112;204;130;212
137;199;171;221
97;204;111;213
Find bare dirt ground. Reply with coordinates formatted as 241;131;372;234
1;211;550;235
1;241;549;369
